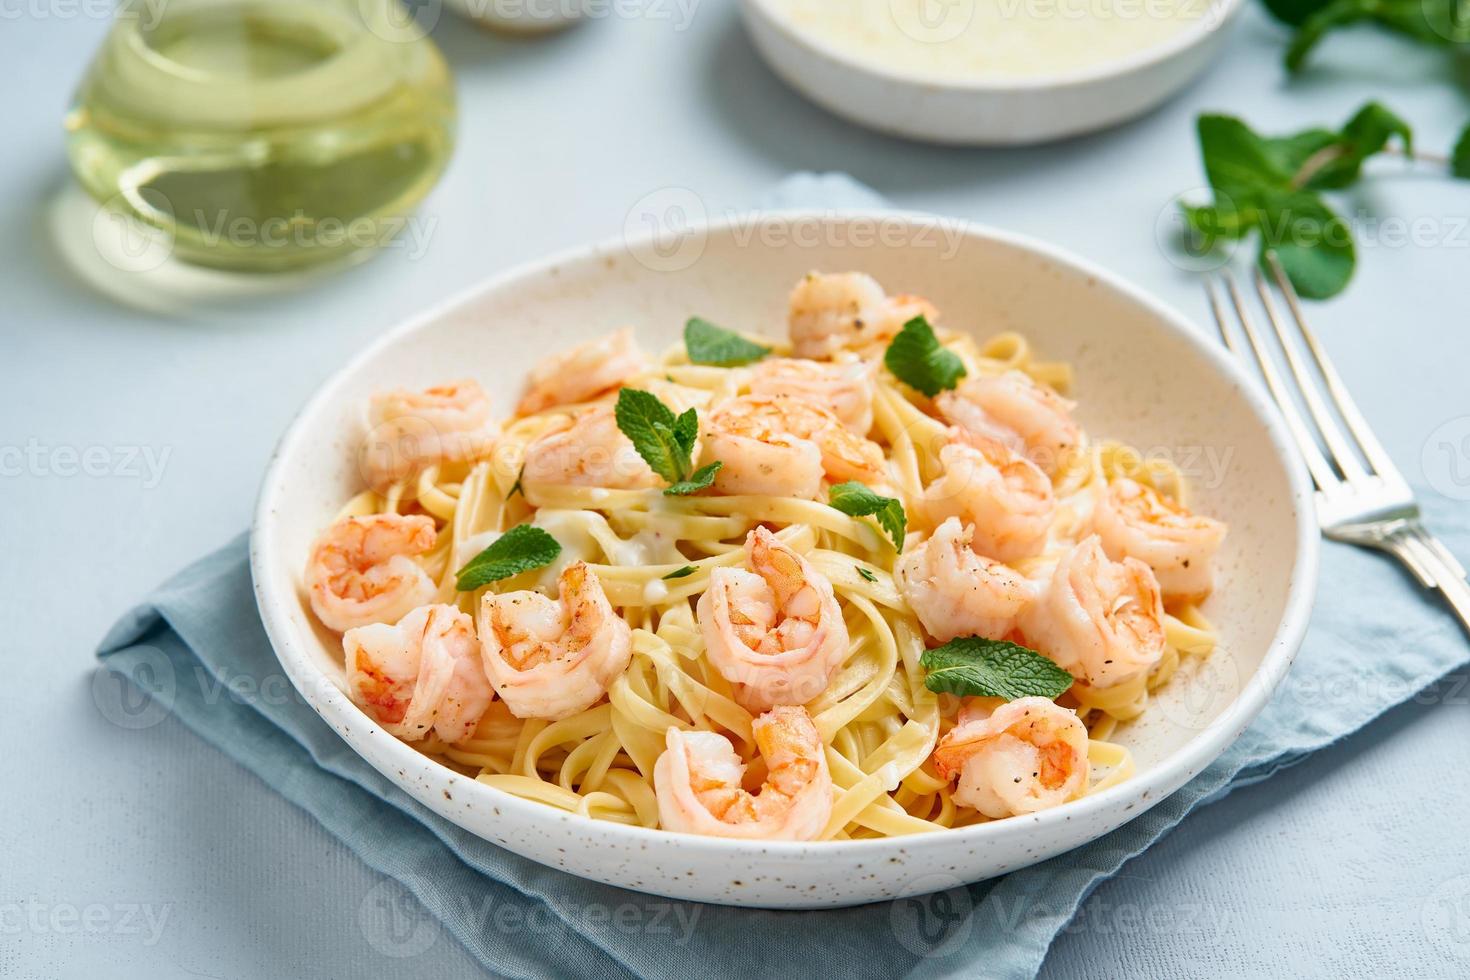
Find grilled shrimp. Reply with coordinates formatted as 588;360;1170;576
1093;478;1226;602
654;705;833;840
306;514;438;633
933;697;1089;818
343;603;493;744
362;380;497;490
697;527;849;712
477;561;633;720
1019;535;1166;689
748;355;876;435
516;328;646;416
936;370;1080;476
920;436;1055;563
700;394;888;499
895;518;1034;642
788;271;938;359
521;403;660;490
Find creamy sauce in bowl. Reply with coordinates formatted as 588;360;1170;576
762;0;1218;81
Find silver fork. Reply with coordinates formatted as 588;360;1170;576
1206;252;1470;635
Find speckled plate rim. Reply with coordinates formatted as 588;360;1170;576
250;211;1318;869
740;0;1247;92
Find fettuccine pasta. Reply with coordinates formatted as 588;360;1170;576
304;271;1225;840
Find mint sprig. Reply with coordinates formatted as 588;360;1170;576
920;638;1074;701
614;388;719;496
828;481;906;552
455;524;561;591
1181;103;1421;300
684;317;771;367
883;316;966;397
1261;0;1470;73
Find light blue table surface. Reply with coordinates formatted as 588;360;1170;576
5;4;1470;978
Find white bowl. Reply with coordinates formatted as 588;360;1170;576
251;212;1317;908
739;0;1244;145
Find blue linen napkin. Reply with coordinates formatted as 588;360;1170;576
97;175;1470;980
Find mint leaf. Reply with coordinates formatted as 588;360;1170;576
920;638;1074;701
672;407;699;455
455;524;561;591
1258;195;1356;299
685;317;771;366
883;316;966;397
1283;0;1375;71
1452;123;1470;179
828;481;906;552
664;460;721;496
856;566;878;583
615;388;691;485
1197;114;1290;202
1260;0;1332;26
1273;0;1469;71
1307;102;1413;188
615;388;718;489
662;565;697;580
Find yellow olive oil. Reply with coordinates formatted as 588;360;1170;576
66;0;456;272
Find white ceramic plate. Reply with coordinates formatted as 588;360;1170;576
251;213;1317;908
739;0;1244;145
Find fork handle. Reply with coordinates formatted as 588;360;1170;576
1387;533;1470;638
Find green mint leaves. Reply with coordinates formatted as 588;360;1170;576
1260;0;1470;73
920;638;1074;701
613;388;720;495
828;481;906;552
1453;127;1470;179
684;317;771;367
455;524;562;591
615;388;696;484
664;462;722;496
1183;103;1416;300
883;316;966;397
